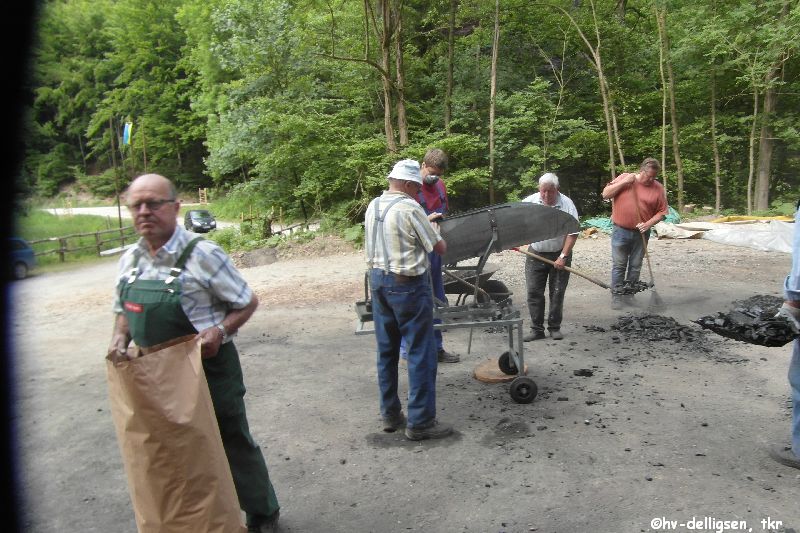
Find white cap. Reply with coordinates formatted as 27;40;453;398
388;159;423;185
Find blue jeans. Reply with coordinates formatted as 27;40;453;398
400;252;445;356
790;340;800;456
370;269;437;429
611;224;649;290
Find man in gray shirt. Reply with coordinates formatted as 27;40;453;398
521;173;580;341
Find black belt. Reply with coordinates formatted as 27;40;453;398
391;272;423;283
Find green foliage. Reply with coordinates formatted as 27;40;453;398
207;226;271;254
343;224;365;248
20;0;800;220
75;168;121;198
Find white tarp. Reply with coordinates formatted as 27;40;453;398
654;220;793;254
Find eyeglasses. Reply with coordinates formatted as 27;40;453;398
127;199;176;212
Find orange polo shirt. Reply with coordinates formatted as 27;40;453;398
608;176;668;230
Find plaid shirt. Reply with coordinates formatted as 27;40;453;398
365;191;441;276
113;226;253;340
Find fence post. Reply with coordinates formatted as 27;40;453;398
58;238;66;263
95;232;102;256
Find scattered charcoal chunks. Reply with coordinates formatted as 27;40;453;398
694;295;796;347
612;314;702;343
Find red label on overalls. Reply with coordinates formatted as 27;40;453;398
123;301;144;313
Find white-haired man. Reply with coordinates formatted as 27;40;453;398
522;173;579;341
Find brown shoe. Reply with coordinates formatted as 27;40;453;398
437;349;460;363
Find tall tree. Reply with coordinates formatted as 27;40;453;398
488;0;500;204
655;4;685;213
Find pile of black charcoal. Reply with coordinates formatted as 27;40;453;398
611;314;703;343
694;295;797;347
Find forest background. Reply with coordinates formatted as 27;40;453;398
21;0;800;231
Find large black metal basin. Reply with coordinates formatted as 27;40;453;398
438;202;580;264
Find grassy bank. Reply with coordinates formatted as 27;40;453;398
17;211;135;268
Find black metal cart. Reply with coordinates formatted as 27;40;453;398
354;201;579;403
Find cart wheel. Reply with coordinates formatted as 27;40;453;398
509;376;538;404
498;351;518;375
482;279;510;301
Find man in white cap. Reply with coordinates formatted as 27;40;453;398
522;173;579;341
364;159;453;441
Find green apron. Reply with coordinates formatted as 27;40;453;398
118;237;279;524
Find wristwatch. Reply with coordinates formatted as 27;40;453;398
216;323;228;341
558;253;567;260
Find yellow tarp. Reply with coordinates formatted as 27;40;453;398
710;215;793;223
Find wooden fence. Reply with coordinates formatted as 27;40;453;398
29;226;138;262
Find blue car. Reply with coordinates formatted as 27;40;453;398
11;237;36;279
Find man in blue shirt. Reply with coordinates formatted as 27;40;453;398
770;203;800;470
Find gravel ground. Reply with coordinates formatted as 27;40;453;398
12;230;800;533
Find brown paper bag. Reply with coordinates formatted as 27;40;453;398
106;335;246;533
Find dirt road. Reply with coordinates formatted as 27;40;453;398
12;234;800;532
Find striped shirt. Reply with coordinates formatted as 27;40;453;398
113;226;253;341
365;191;442;276
522;192;580;252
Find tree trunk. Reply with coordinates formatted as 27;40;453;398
595;53;616;178
77;134;87;173
392;0;408;146
657;6;684;213
747;90;759;215
552;1;619;178
710;67;721;214
615;0;627;21
444;0;456;135
656;5;668;195
537;33;569;171
379;0;396;152
488;0;499;205
755;64;781;211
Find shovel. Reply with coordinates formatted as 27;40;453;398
512;247;610;290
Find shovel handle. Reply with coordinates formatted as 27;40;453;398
512;247;610;290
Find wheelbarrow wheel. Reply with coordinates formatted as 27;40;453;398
498;351;518;375
509;376;538;404
483;279;509;301
476;279;510;303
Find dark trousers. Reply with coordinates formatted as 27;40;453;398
204;342;280;525
525;250;571;333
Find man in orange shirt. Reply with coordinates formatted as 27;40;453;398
601;158;668;310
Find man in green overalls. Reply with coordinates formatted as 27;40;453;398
109;174;280;533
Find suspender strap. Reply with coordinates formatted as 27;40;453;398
175;237;204;269
368;196;408;274
128;236;204;284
